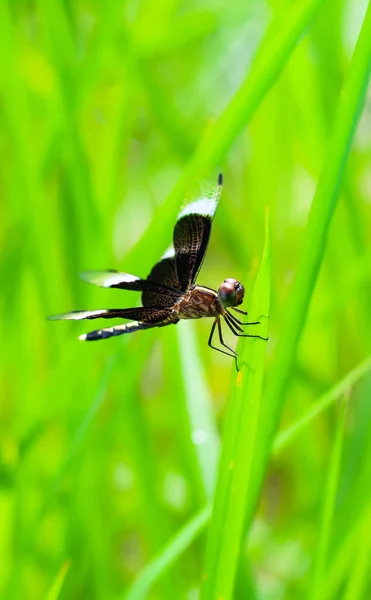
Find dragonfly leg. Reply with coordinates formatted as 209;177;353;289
217;318;239;371
231;307;248;316
228;309;260;327
224;313;268;341
217;319;237;356
208;318;238;360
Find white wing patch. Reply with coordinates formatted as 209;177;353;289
161;246;176;259
80;271;140;288
47;309;109;321
177;179;222;219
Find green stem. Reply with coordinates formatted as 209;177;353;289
245;0;371;538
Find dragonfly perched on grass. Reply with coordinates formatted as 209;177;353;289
48;174;267;368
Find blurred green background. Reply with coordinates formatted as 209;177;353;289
1;0;371;598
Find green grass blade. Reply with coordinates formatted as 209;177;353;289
274;355;371;453
241;0;371;534
309;398;348;600
324;503;371;600
121;354;371;598
123;505;212;600
342;504;371;600
193;0;326;167
126;0;324;269
45;561;70;600
176;321;220;500
323;511;363;599
200;216;270;600
32;358;115;524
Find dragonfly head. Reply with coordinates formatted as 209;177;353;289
218;278;245;308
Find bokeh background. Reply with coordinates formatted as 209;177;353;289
1;0;371;598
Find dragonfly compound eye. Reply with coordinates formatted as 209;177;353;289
218;278;244;307
234;282;245;306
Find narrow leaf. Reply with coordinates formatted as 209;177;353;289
309;398;348;600
45;561;70;600
201;216;270;600
238;0;371;541
124;505;211;600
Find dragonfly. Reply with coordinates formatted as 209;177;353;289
47;174;267;368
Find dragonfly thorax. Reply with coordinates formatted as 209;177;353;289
218;278;245;308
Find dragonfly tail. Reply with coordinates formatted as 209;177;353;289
79;321;152;341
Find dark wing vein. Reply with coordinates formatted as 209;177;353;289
47;307;175;323
143;250;182;307
173;178;221;290
81;270;180;299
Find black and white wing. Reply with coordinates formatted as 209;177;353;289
142;247;181;307
47;175;222;342
47;306;178;341
47;306;175;323
173;173;222;291
80;269;182;308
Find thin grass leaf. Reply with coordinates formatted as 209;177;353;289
200;215;270;600
121;354;371;598
3;0;371;596
33;358;115;523
0;2;59;308
176;321;220;500
193;0;326;167
123;505;212;600
36;0;100;241
45;561;70;600
323;507;368;599
342;503;371;600
274;354;371;453
238;0;371;538
309;397;348;600
126;0;325;269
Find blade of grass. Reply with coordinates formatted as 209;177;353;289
273;354;371;453
342;503;371;600
309;397;348;600
37;0;100;229
123;505;212;600
324;501;371;600
322;390;371;600
0;2;61;308
200;215;270;600
176;321;220;500
239;0;371;538
122;354;371;598
45;561;70;600
33;357;115;524
123;353;183;599
125;0;325;272
192;0;326;167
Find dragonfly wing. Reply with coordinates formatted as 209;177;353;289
80;270;142;289
81;270;181;303
47;306;176;323
173;174;222;290
47;309;124;321
143;247;182;307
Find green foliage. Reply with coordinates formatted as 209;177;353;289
201;216;271;600
1;0;371;599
